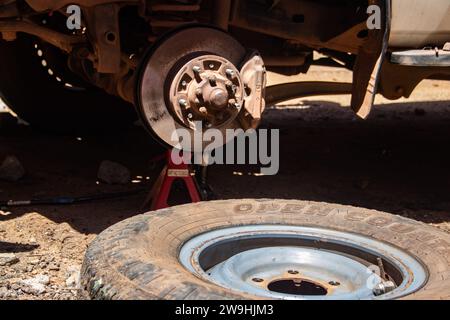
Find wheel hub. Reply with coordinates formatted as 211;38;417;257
207;246;374;298
169;55;244;129
136;26;267;152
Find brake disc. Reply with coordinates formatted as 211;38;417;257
135;26;266;152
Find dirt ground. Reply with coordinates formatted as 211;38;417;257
1;67;450;300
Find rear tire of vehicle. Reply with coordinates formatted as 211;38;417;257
81;199;450;300
0;35;137;134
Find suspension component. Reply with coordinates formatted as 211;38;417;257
136;26;267;152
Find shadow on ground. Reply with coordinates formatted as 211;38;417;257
1;100;450;235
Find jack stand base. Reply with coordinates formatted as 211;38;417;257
144;151;201;211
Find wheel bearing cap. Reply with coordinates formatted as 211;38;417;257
169;55;245;129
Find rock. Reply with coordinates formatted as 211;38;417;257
0;155;25;182
0;286;9;298
20;275;50;295
97;160;131;185
65;265;81;289
48;263;60;271
0;253;19;266
11;283;20;291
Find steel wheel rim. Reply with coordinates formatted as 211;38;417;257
179;225;428;300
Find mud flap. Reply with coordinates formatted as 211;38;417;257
351;0;391;119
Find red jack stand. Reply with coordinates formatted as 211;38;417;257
144;150;201;210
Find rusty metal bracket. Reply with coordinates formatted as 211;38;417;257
351;0;391;119
0;20;84;51
84;4;121;74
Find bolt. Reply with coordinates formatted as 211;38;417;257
199;107;207;114
193;65;201;74
372;281;396;296
225;80;233;89
252;278;264;283
328;281;341;286
209;63;215;69
179;99;188;107
181;80;188;88
208;75;217;86
226;68;235;78
187;113;193;119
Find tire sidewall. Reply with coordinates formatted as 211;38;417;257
82;199;450;300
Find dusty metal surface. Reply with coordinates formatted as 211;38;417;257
179;225;428;300
83;4;121;74
1;0;449;132
136;26;267;151
0;20;84;52
390;0;450;47
168;54;245;129
391;49;450;67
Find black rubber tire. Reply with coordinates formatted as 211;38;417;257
0;35;137;134
81;199;450;300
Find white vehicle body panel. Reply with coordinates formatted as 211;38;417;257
390;0;450;48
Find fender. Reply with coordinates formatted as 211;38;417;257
351;0;391;119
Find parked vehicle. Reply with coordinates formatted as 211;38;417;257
0;0;449;138
1;1;449;300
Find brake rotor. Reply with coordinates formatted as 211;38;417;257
136;26;266;152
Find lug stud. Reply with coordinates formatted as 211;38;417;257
208;75;217;86
225;68;235;78
179;99;188;107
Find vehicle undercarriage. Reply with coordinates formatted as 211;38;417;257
0;0;449;142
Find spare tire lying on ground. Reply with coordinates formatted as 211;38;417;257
81;199;450;300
